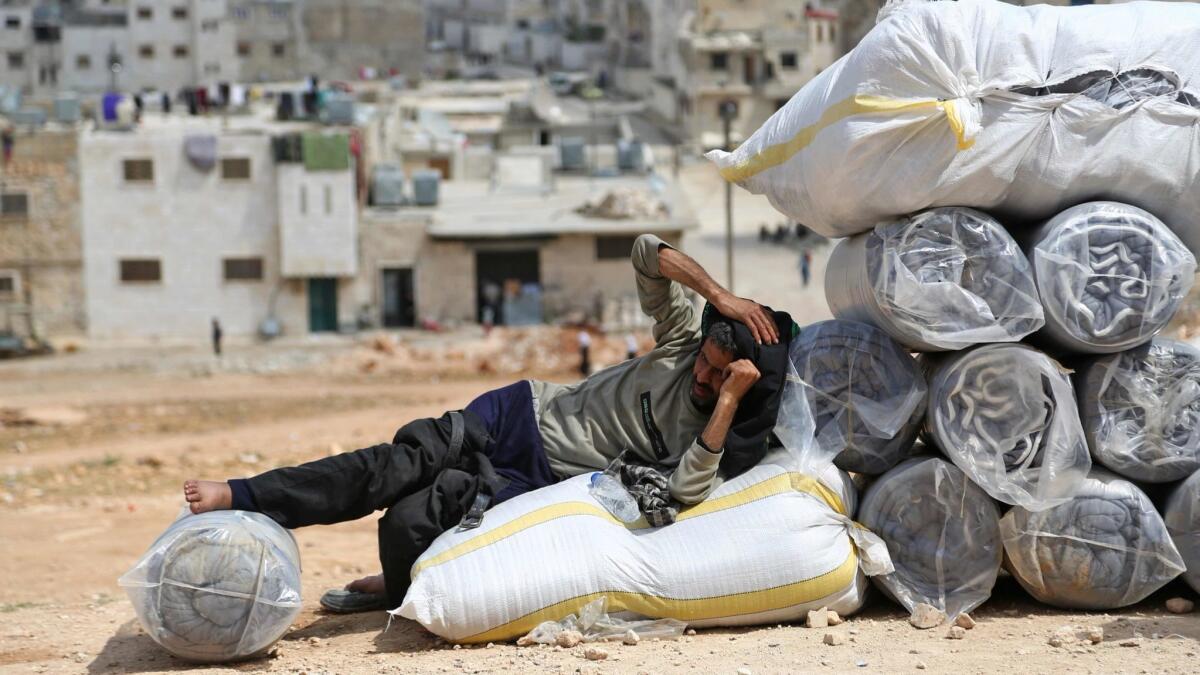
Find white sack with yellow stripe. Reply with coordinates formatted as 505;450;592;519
395;459;890;643
706;0;1200;254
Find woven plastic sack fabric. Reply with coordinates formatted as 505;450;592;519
1029;202;1196;354
705;0;1200;255
926;343;1090;511
119;511;303;662
396;456;893;644
1163;470;1200;594
1001;469;1185;610
1076;338;1200;483
826;207;1044;352
786;320;927;476
859;456;1002;619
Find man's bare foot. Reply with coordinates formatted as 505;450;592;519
183;480;233;514
345;573;386;595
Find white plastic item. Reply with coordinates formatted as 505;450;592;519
588;472;641;523
706;0;1200;255
1076;338;1200;483
396;458;890;644
517;596;687;645
119;511;303;663
925;343;1091;511
1163;469;1200;594
1000;469;1185;610
1028;202;1196;354
826;208;1044;352
858;456;1002;620
786;320;927;476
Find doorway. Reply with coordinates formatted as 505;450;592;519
308;277;339;332
381;267;415;328
475;249;540;325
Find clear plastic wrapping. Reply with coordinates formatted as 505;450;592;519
1163;469;1200;594
1000;469;1185;610
1076;338;1200;483
784;320;927;476
826;208;1045;352
859;456;1001;619
926;343;1091;511
119;511;303;663
1030;201;1196;354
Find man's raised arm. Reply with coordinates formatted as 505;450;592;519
657;245;780;345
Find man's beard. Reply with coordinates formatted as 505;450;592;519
689;381;717;413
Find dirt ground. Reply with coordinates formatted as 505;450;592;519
2;332;1199;675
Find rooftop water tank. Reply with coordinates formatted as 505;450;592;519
559;137;586;171
412;170;440;207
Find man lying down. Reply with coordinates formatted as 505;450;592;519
183;234;797;613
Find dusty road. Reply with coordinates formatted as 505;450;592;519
2;334;1199;675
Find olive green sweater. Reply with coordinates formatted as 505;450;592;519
530;234;723;504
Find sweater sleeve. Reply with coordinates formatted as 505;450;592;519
632;233;701;350
668;439;724;504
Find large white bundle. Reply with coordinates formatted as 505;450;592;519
396;459;890;643
707;0;1200;253
1163;469;1200;594
119;511;303;662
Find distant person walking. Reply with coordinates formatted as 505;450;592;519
1;127;14;166
578;329;592;376
211;318;223;357
799;250;812;288
625;333;638;361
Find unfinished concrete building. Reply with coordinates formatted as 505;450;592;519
0;127;85;339
300;0;424;82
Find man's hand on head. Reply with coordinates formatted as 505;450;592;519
714;293;780;345
720;359;761;404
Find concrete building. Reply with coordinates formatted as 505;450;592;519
609;0;841;149
79;114;359;340
0;126;85;338
0;1;63;100
229;0;302;83
59;2;128;96
300;0;424;82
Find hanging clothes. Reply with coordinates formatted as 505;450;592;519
184;134;218;171
272;133;303;163
302;133;351;171
102;92;122;122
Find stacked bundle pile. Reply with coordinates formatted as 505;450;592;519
722;0;1200;620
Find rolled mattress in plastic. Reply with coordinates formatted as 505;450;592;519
1163;470;1200;594
787;320;927;475
396;458;892;643
1076;337;1200;483
826;207;1044;352
925;343;1091;510
1001;470;1185;609
1028;202;1195;354
859;456;1002;619
119;511;303;662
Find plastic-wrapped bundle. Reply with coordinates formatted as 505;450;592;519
826;207;1044;352
788;320;927;475
1001;470;1185;609
705;0;1200;256
859;456;1002;619
1076;338;1200;483
926;344;1091;510
119;511;303;662
1029;202;1195;354
1163;470;1200;594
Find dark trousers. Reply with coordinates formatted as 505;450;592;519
233;381;556;605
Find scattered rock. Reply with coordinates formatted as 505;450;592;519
916;663;926;670
909;603;946;629
622;630;640;646
1085;627;1104;644
515;635;535;647
806;607;830;629
583;646;608;661
954;613;976;630
737;668;753;675
1119;639;1140;648
1166;598;1194;614
946;626;967;640
686;628;697;636
555;631;583;648
485;642;494;649
827;610;843;626
823;632;845;646
307;637;321;646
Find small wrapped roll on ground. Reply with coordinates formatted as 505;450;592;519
1163;470;1200;595
858;456;1002;619
1001;470;1185;610
1076;337;1200;483
826;207;1044;352
925;343;1091;510
1028;201;1195;354
787;320;927;475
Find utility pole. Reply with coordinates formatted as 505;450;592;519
719;100;738;293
